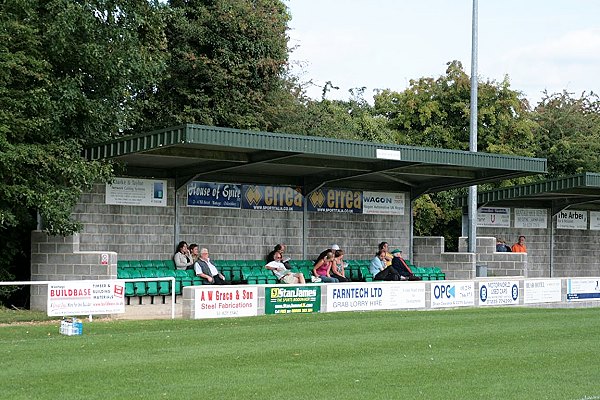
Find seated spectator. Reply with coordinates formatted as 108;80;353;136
390;249;421;281
378;241;393;267
370;250;401;281
266;243;285;262
189;244;200;262
194;248;229;285
312;251;339;283
331;249;349;282
265;251;305;284
173;241;193;270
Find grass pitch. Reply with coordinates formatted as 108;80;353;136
1;307;599;400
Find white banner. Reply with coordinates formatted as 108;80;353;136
431;281;475;308
556;210;587;230
478;280;519;306
523;279;562;304
514;208;547;229
477;207;510;227
194;287;258;318
326;282;425;312
362;191;405;215
48;280;125;316
106;177;167;206
589;211;600;230
566;278;600;301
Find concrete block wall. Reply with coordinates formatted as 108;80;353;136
413;237;476;280
459;236;528;277
552;228;600;277
477;216;600;277
475;227;547;277
306;210;410;261
66;180;410;263
71;182;175;259
30;231;117;310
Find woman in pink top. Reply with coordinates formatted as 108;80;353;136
312;251;339;283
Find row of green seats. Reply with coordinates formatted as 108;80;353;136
118;260;176;270
116;259;386;297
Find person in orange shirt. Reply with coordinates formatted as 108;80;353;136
511;235;527;253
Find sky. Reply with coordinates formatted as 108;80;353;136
285;0;600;105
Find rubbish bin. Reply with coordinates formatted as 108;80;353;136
476;265;487;277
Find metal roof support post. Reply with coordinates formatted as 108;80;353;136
174;179;180;251
550;214;555;277
467;0;479;253
302;196;308;260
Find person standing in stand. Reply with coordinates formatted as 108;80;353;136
511;236;527;253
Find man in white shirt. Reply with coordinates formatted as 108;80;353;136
194;248;228;284
265;251;305;284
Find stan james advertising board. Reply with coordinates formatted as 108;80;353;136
265;286;321;314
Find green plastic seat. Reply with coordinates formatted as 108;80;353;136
117;260;130;270
152;260;165;269
128;269;147;296
162;259;176;270
162;270;180;295
140;260;154;269
155;269;171;295
175;270;192;287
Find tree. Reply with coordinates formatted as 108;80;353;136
0;0;168;301
265;79;395;143
139;0;291;131
372;61;542;248
373;61;539;157
533;91;600;176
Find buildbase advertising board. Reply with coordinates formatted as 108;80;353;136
48;280;125;316
326;282;425;312
194;287;258;319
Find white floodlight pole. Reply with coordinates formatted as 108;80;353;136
468;0;478;253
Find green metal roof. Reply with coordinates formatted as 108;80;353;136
456;173;600;214
84;124;547;197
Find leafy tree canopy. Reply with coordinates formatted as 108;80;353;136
533;91;600;177
139;0;290;131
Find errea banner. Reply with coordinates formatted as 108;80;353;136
307;188;362;213
241;185;303;211
48;280;125;316
362;191;405;215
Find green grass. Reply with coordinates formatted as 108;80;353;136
1;307;599;400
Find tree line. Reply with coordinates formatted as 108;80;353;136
1;0;599;300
